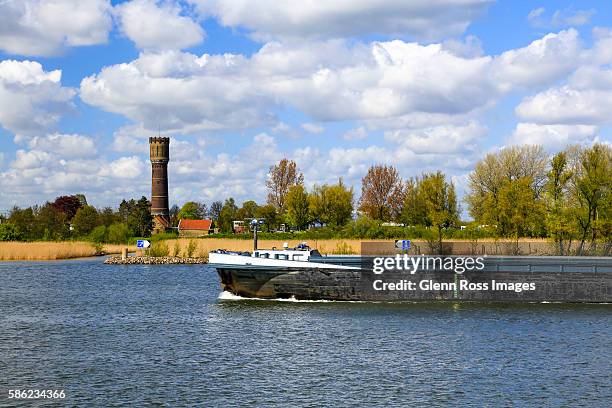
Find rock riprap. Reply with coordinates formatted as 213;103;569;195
105;256;207;265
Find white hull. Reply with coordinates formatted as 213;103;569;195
208;252;356;270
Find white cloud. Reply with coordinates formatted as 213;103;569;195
165;134;281;205
441;35;483;58
343;127;367;141
111;125;150;154
528;7;595;28
28;133;97;158
12;149;54;170
115;0;204;50
99;156;146;179
384;122;485;154
509;123;599;149
81;30;589;134
0;60;75;137
491;29;582;90
190;0;493;41
267;40;496;120
527;7;546;23
0;0;111;56
517;86;612;125
301;123;324;134
80;50;274;132
271;121;301;139
516;66;612;126
80;41;498;131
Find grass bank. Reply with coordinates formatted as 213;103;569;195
0;242;136;261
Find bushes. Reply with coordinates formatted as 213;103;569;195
107;223;130;244
186;240;197;257
0;223;22;241
148;241;169;257
86;223;132;244
330;241;356;255
89;225;107;243
172;240;182;257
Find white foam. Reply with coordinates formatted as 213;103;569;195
218;291;341;302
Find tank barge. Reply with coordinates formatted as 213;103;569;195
209;243;612;303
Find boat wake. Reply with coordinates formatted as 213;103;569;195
218;291;336;303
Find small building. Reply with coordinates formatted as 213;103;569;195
178;219;214;237
233;220;246;234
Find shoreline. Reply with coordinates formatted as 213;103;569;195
0;238;608;261
0;241;136;262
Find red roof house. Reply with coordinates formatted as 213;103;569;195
178;219;214;237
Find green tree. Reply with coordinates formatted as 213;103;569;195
119;197;152;237
400;177;428;226
286;185;310;229
419;171;459;254
178;202;200;219
99;207;117;227
236;200;259;221
218;198;238;233
544;152;577;255
466;145;548;223
89;225;107;243
8;207;36;240
485;177;544;251
132;197;153;237
0;223;22;241
117;199;133;224
255;204;279;232
209;201;223;221
72;206;100;237
571;144;612;254
36;203;69;240
169;204;180;227
107;223;131;244
309;180;354;227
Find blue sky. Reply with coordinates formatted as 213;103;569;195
0;0;610;215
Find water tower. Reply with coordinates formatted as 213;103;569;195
149;137;170;234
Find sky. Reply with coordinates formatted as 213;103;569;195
0;0;611;216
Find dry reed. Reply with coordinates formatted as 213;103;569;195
0;242;135;261
0;237;554;261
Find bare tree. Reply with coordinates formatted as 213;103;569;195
358;165;405;221
266;159;304;213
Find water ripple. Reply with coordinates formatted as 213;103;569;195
0;260;610;407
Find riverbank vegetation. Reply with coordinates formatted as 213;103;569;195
0;144;609;258
0;242;133;261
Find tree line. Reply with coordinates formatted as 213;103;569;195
465;144;610;255
0;195;153;243
0;144;609;255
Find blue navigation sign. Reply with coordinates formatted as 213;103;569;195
395;240;411;251
136;239;151;249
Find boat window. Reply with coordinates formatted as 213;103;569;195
254;252;259;257
292;255;303;261
310;249;322;257
274;254;289;260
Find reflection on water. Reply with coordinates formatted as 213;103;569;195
0;260;610;407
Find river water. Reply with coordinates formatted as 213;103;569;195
0;258;610;407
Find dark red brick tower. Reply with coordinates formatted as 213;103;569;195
149;137;170;234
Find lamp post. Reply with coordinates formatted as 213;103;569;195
250;219;265;251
